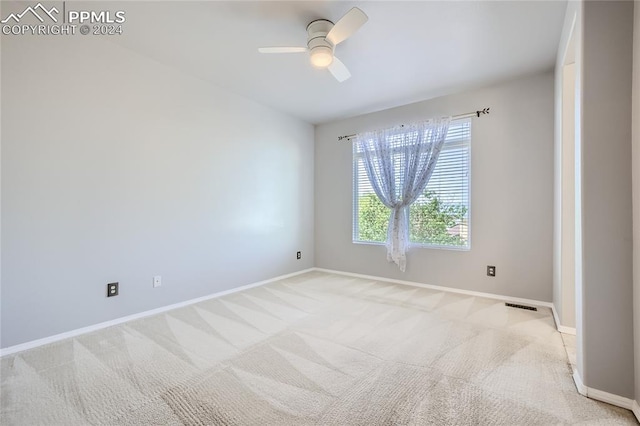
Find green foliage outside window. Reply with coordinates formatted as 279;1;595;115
357;191;468;247
357;193;390;242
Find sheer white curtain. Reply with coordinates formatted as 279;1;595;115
355;117;451;271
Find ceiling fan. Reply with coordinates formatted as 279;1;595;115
258;7;368;82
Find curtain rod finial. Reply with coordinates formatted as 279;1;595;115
476;107;490;117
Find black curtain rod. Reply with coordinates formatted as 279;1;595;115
337;107;490;141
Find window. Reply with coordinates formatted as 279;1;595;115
353;118;471;249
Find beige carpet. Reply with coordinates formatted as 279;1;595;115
1;271;636;425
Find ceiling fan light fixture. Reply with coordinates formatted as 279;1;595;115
310;46;333;68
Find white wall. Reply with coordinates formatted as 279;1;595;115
315;72;554;302
1;34;314;348
632;0;640;406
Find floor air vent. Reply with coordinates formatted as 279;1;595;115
505;302;537;311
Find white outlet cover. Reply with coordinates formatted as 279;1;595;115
153;276;162;287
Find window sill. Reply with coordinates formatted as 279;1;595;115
352;240;470;252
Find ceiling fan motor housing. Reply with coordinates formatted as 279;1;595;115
307;19;335;63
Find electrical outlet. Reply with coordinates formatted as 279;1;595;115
487;266;496;277
153;276;162;288
296;251;301;260
107;282;119;297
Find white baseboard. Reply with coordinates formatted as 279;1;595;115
572;370;588;396
572;369;634;410
632;400;640;422
551;304;577;335
313;267;553;309
558;325;577;334
0;268;315;357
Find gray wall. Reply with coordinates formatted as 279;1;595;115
633;0;640;405
315;72;554;302
580;1;634;399
1;34;314;348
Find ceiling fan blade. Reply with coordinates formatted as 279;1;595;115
328;56;351;82
326;7;368;46
258;47;307;54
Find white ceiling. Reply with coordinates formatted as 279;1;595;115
113;1;567;124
